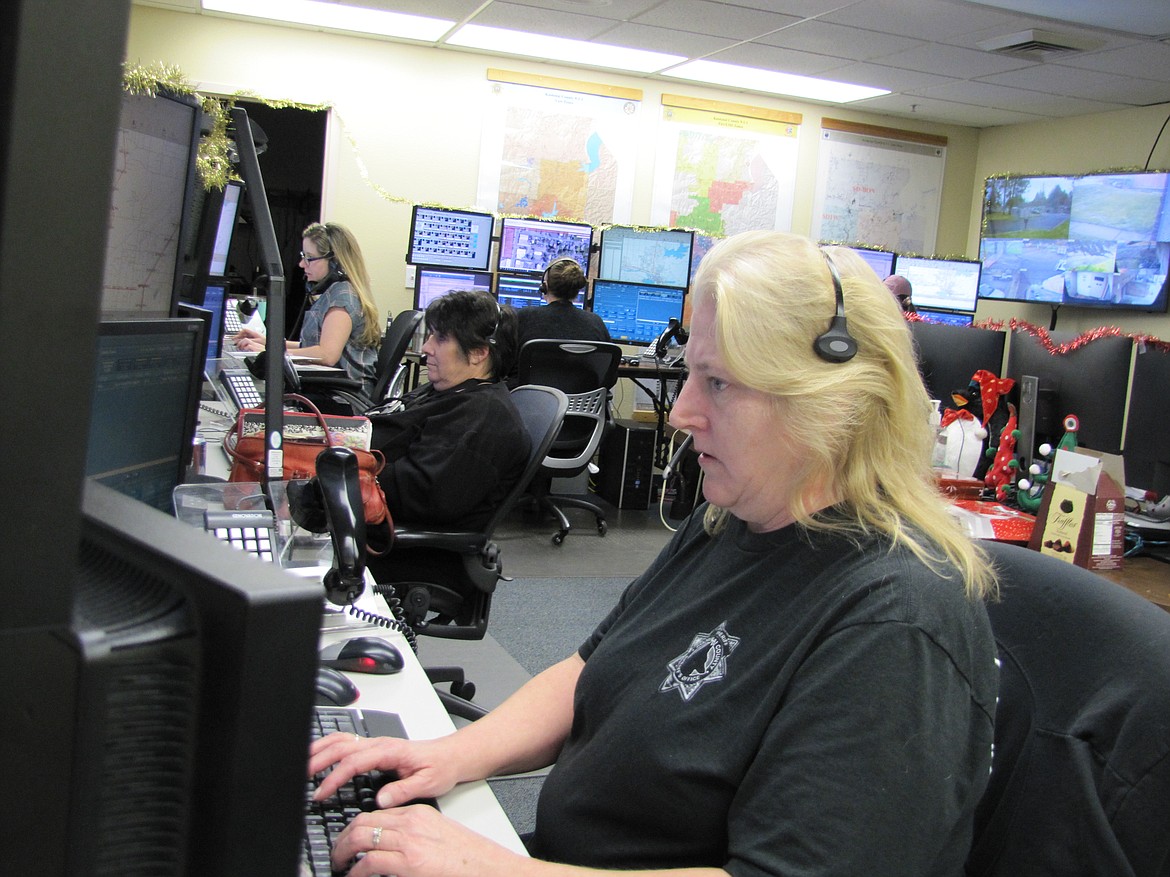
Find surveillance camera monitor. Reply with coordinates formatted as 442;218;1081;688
589;279;685;346
597;226;695;288
979;171;1170;313
894;255;981;315
413;267;493;311
407;205;495;272
915;307;974;327
496;216;592;277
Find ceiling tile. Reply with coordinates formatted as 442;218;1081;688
471;2;619;39
596;21;739;57
819;0;1035;41
753;19;924;61
980;63;1170;105
879;41;1036;78
704;41;852;77
631;0;801;41
819;61;960;92
850;92;1048;127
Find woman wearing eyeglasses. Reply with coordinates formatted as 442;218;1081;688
234;221;381;403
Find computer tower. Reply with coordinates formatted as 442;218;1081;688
596;419;656;509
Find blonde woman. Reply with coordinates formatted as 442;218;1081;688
308;231;998;877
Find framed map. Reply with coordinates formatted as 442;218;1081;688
650;95;800;237
811;120;947;255
476;72;640;225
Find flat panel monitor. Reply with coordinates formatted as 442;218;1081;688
1124;347;1170;494
413;267;493;311
497;273;584;310
849;246;897;280
101;90;202;319
589;279;686;346
598;226;695;288
497;216;593;276
85;318;205;513
1005;329;1133;455
895;256;981;315
979;171;1170;313
199;282;228;361
407;205;495;271
207;179;244;277
915;308;973;327
176;302;215;377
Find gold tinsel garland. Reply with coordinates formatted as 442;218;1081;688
122;62;328;191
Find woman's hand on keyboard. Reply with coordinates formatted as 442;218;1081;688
309;732;459;809
333;805;527;877
233;327;266;352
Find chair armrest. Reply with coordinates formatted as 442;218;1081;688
392;528;486;554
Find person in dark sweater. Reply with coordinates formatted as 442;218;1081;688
515;258;611;353
367;289;529;533
309;233;999;877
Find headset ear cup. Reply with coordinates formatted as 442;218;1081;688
813;316;858;363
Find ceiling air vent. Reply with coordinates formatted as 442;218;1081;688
976;28;1101;57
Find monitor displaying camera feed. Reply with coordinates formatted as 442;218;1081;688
407;205;495;271
589;279;685;345
894;256;982;315
915;307;974;327
413;267;493;311
979;172;1170;313
496;216;593;276
597;226;695;288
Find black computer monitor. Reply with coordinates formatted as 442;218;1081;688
177;302;215;377
915;308;974;327
589;279;686;345
1125;347;1170;494
894;255;982;314
407;205;495;272
413;266;494;311
1005;329;1133;455
19;480;323;875
101;90;202;319
497;272;584;310
206;179;244;278
597;225;695;288
496;215;593;276
199;282;228;362
85;318;206;513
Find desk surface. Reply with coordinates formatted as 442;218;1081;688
303;573;527;854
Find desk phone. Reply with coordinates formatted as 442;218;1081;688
217;367;262;410
204;509;276;562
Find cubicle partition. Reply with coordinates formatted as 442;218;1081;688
909;320;1007;404
1005;330;1133;455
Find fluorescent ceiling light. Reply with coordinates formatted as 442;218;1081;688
663;60;890;103
446;24;686;74
201;0;453;42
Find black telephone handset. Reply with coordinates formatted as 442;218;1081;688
244;349;302;393
653;318;689;363
315;446;367;606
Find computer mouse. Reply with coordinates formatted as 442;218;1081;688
319;636;404;675
315;667;360;707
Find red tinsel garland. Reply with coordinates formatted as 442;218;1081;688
906;313;1170;354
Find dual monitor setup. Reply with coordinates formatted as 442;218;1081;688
407;205;694;347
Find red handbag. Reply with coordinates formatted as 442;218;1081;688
222;394;391;530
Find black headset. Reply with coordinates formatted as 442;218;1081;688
812;250;858;364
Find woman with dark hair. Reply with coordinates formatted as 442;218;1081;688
515;257;611;349
368;288;528;532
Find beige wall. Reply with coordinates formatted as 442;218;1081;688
125;5;981;321
126;6;1170;344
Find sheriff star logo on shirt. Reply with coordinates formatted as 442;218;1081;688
660;621;740;702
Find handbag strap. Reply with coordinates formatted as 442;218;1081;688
222;393;340;473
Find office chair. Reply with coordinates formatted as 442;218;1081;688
515;338;623;545
296;308;423;414
966;541;1170;876
370;384;568;718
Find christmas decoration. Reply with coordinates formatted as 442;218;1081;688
1015;414;1080;513
985;403;1019;503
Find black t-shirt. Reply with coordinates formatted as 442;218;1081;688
516;299;611;351
529;509;998;877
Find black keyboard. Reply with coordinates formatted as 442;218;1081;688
304;707;430;876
